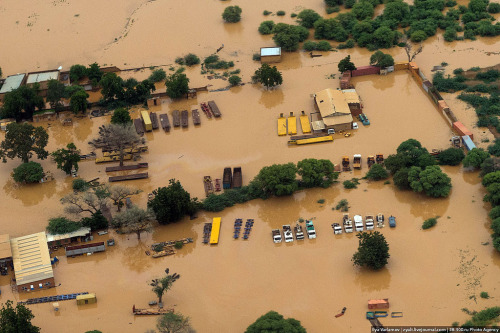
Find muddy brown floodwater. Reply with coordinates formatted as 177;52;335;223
1;0;500;332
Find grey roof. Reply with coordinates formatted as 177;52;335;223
26;71;59;84
260;47;281;57
46;227;91;243
0;74;26;94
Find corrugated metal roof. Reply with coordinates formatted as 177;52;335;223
46;227;91;243
341;90;360;104
0;74;26;94
0;234;12;259
260;47;281;57
10;232;53;285
314;88;353;127
26;71;59;84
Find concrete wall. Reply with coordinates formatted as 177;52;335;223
261;55;281;64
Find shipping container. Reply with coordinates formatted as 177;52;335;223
140;111;152;132
351;66;380;77
438;100;449;112
453;122;474;140
76;293;97;305
462;135;476;151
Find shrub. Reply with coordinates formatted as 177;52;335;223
343;180;357;189
369;50;394;68
480;291;490;299
335;199;349;211
174;241;184;249
12;162;44;183
469;66;481;71
437;147;465;165
297;9;321;28
337;39;355;49
476;70;500;83
175;57;185;65
222;6;242;23
69;64;87;82
263;10;272;16
148;69;167;82
432;72;467;92
366;164;389;180
410;30;428;42
228;75;241;86
258;20;275;35
317;199;325;204
303;41;317;51
445;0;457;6
488;3;500;13
489;206;500;220
184;54;200;66
72;178;89;192
291;13;297;18
252;53;261;61
277;10;286;16
316;41;332;51
422;217;438;229
491;217;500;234
47;217;82;234
80;210;108;231
326;6;340;14
345;0;356;8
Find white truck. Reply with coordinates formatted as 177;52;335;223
354;215;364;232
365;215;375;231
294;224;304;240
343;213;353;233
305;220;316;239
331;223;343;235
283;225;294;243
272;229;282;243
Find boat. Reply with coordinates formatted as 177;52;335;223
200;102;212;118
354;215;364;232
214;179;221;192
365;215;374;231
134;118;145;136
232;167;242;189
150;112;159;130
305;220;316;239
223;167;232;189
294;223;304;240
203;176;214;197
105;163;148;172
343;214;353;233
389;215;396;228
108;172;148;182
151;246;176;258
272;229;282;243
331;223;343;235
282;225;294;243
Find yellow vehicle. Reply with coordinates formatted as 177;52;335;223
210;217;221;244
141;111;152;132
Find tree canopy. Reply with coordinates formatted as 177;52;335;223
61;183;110;216
352;231;390;270
365;163;389;180
156;312;195;333
253;64;283;89
248;163;298;198
46;217;82;235
110;108;132;125
148;179;200;225
70;89;89;114
369;51;395;68
297;9;321;28
384;138;436;174
436;147;465;165
150;268;181;304
0;300;40;333
0;85;44;121
408;165;452;197
338;55;356;73
272;24;309;51
165;73;189;99
46;79;68;112
112;205;154;240
12;162;44;184
222;6;242;23
245;311;306;333
463;148;489;169
80;210;108;231
0;123;49;163
51;143;81;175
69;64;88;82
297;158;337;188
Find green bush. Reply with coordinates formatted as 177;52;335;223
489;206;500;220
297;9;321;28
291;13;297;18
335;199;349;211
445;0;457;7
326;6;340;14
263;10;272;16
175;57;185;65
184;54;200;66
47;217;82;234
229;75;241;86
437;147;465;165
258;21;275;35
337;39;355;49
343;180;357;189
422;217;438;229
316;41;332;51
174;241;184;249
80;210;108;231
488;3;500;13
148;68;167;82
303;41;317;51
476;70;500;83
366;164;389;180
345;0;356;8
410;30;428;42
222;6;242;23
72;178;89;192
317;199;325;204
12;162;44;183
432;72;467;92
480;291;490;299
277;10;286;16
252;53;261;61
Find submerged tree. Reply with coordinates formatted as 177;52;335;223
61;184;110;216
165;73;189;99
0;85;44;121
0;300;40;333
12;162;44;184
297;158;337;188
0;123;49;163
403;36;423;62
150;268;181;304
46;217;82;235
88;124;145;166
108;185;142;212
112;205;155;240
110;108;132;125
51;143;81;175
338;55;356;73
156;312;195;333
222;5;242;23
352;231;390;270
245;311;306;333
46;79;68;113
252;64;283;89
408;165;452;198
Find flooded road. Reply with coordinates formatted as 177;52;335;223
0;0;499;332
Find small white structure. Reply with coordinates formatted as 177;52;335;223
282;225;294;243
260;47;282;63
354;215;364;232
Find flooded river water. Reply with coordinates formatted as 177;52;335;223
1;0;500;332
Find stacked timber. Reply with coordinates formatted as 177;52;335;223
172;110;180;127
159;114;171;132
105;163;148;172
192;109;201;125
181;110;188;127
150;112;159;130
134;118;145;136
207;101;221;117
109;172;148;182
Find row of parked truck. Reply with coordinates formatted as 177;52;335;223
332;213;396;234
272;220;317;243
342;154;384;171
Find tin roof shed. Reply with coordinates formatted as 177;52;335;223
314;88;353;127
0;74;26;94
0;234;12;260
260;47;281;57
26;70;59;84
46;227;91;243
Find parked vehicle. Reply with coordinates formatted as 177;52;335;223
377;214;385;228
353;154;362;169
294;224;304;240
342;156;351;171
389;216;396;228
352;122;359;130
272;229;282;243
305;220;316;239
367;156;375;168
223;167;232;189
376;154;384;164
365;215;374;231
343;213;353;233
232;167;242;188
283;225;294;242
354;215;364;232
331;223;343;235
359;113;370;125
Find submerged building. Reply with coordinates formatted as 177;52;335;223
313;88;353;132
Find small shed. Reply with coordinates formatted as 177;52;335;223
0;74;26;99
260;47;282;63
76;293;97;305
368;299;389;309
46;227;91;248
0;234;12;265
341;89;363;116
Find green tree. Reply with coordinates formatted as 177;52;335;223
0;123;48;163
369;51;395;68
338;55;357;73
88;124;145;166
468;0;488;12
149;69;167;83
51;143;81;175
69;64;87;82
228;75;241;86
87;62;103;85
383;0;410;21
297;158;337;188
184;54;200;66
491;217;500;235
272;24;309;51
156;312;195;333
352;231;390;270
150;268;181;304
165;73;189;99
0;300;40;333
12;162;44;184
253;64;283;89
443;27;457;42
411;30;427;42
373;26;397;48
365;164;389;180
222;6;242;23
297;9;321;28
463;148;489;169
100;72;124;102
0;85;44;121
482;170;500;187
46;217;82;234
46;79;68;112
108;184;142;212
245;311;306;333
422;217;438;229
408;165;452;198
148;179;200;225
70;89;89;114
488;3;500;13
393;168;411;190
72;178;90;192
384;138;436;173
258;20;275;34
110;108;132;125
437;147;465;165
80;210;108;231
248;163;298;198
484;182;500;206
112;205;154;240
314;19;348;41
352;1;374;20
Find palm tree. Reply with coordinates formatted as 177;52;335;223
150;268;181;304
